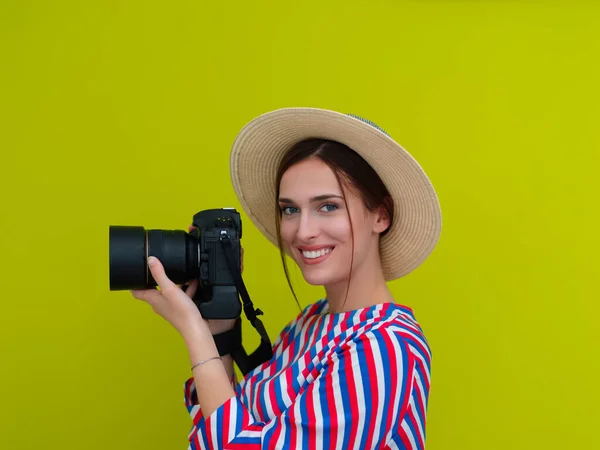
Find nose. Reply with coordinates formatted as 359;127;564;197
296;212;320;242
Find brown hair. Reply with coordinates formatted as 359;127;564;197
274;138;394;312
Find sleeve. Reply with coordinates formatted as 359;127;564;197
185;328;416;450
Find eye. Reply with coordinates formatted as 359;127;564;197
320;203;338;212
281;205;299;215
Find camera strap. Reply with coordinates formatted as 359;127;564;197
218;232;274;375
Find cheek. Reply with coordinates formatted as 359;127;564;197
279;220;296;247
324;215;352;241
332;215;370;248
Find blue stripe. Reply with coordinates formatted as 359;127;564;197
234;397;245;436
196;418;209;449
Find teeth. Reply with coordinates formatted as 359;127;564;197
302;248;333;259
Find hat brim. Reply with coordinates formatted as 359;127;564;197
229;107;442;281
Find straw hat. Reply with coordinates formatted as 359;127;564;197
229;107;442;280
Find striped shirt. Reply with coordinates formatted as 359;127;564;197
183;299;431;449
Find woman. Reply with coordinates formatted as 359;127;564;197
132;108;442;449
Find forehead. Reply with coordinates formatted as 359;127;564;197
279;158;341;196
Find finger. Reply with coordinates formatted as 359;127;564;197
131;288;162;306
184;279;199;298
147;257;179;295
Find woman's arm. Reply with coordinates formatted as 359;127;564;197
184;326;237;418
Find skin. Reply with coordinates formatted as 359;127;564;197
130;156;393;419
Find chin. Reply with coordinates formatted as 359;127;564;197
300;267;345;287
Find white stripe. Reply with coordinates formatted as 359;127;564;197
401;421;417;450
197;432;208;450
274;414;287;449
210;410;219;448
236;429;260;438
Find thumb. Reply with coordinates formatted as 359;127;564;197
148;257;178;295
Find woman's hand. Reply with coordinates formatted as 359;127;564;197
131;256;207;342
187;224;243;336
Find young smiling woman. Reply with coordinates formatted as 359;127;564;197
132;108;442;450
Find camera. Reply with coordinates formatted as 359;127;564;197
109;208;243;320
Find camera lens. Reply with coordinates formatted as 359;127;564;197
109;226;200;290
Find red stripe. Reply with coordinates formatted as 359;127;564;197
359;308;368;323
398;427;413;449
287;405;298;449
221;399;231;448
205;413;214;447
305;381;316;450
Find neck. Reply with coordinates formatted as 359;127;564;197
323;253;394;314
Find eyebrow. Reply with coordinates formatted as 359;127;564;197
278;194;344;204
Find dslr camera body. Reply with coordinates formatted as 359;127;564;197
109;208;243;320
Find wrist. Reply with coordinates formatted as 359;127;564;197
182;320;212;350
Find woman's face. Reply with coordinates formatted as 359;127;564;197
278;157;389;287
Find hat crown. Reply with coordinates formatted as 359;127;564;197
346;113;390;136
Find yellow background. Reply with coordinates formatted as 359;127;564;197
1;1;598;449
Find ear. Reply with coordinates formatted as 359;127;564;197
372;204;391;234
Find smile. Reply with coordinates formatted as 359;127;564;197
298;247;334;264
